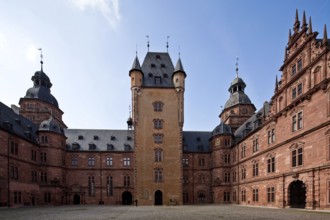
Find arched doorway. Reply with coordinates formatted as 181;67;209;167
289;180;306;208
154;190;163;205
122;191;132;205
198;193;206;204
73;194;80;205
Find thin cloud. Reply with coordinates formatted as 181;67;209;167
71;0;121;29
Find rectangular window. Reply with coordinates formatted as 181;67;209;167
153;134;163;144
40;172;47;183
88;157;95;166
183;192;189;203
232;151;237;163
107;176;113;196
253;138;259;152
292;148;303;167
10;166;18;180
88;176;95;196
199;157;205;167
232;171;237;182
31;150;37;161
267;187;275;202
297;59;303;71
291;64;297;76
267;157;275;173
297;83;303;95
153;102;163;112
297;112;303;130
14;191;21;204
106;157;113;166
71;157;78;166
241;167;246;180
44;192;51;203
123;157;131;167
154;119;163;129
232;191;237;202
253;163;259;177
241;145;246;158
155;169;163;182
224;172;230;183
31;170;38;182
124;176;130;187
182;158;189;167
292;87;297;99
253;188;259;202
271;129;275;143
224;192;230;202
241;189;246;202
10;142;18;155
224;154;230;164
40;152;47;163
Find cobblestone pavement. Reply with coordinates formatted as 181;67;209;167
0;205;330;220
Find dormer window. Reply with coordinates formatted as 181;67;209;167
151;63;156;68
72;143;80;150
154;76;162;85
156;55;161;59
163;73;168;78
93;135;99;140
89;143;96;150
161;64;165;68
127;136;132;141
124;144;131;151
107;144;114;150
111;136;116;141
78;135;84;140
148;73;153;78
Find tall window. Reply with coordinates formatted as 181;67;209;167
40;172;47;183
183;192;189;203
253;138;259;152
123;157;131;167
253;188;259;202
224;192;230;202
41;135;48;143
153;101;163;112
292;111;303;132
232;171;237;182
155;168;163;182
10;166;18;179
71;156;78;166
107;176;113;196
44;192;51;203
31;150;37;161
153;133;163;144
252;162;259;177
232;191;237;202
88;157;95;166
31;170;38;182
10;142;18;155
14;191;21;204
153;119;163;129
297;59;303;71
182;158;189;167
232;151;237;163
224;154;230;164
267;187;275;202
199;157;205;167
291;64;297;76
40;152;47;163
124;175;130;187
224;172;230;183
292;87;297;99
267;157;275;173
241;167;246;180
241;189;246;202
155;149;163;162
297;83;303;96
292;147;303;167
241;145;246;158
268;129;275;144
106;157;113;166
88;176;95;196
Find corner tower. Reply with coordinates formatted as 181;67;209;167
130;51;186;205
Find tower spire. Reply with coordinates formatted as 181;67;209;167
288;29;292;42
38;48;43;71
235;57;239;78
323;24;328;45
294;9;300;33
301;11;307;29
308;16;313;34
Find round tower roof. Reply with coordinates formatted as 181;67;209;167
211;122;232;137
25;86;59;107
39;116;64;135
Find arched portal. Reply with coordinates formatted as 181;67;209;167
154;190;163;205
289;180;306;208
73;194;80;205
122;191;132;205
198;193;206;204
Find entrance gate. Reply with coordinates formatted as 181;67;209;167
154;190;163;205
122;191;132;205
289;180;306;208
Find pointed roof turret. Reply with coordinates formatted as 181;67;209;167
294;9;300;33
301;11;307;29
288;29;292;42
323;24;328;45
174;57;185;73
308;16;313;34
130;56;141;72
274;75;278;92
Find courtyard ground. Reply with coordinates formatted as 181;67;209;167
0;205;330;220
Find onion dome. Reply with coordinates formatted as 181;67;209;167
224;77;252;109
39;116;64;135
211;121;232;137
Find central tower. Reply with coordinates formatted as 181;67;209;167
129;51;186;205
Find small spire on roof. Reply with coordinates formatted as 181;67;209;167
294;9;300;33
146;35;150;52
308;16;313;34
288;29;292;42
275;75;278;92
284;46;288;60
301;11;307;29
166;36;169;52
38;48;43;71
323;24;328;45
235;57;239;78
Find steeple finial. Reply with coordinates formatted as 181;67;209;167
235;57;239;78
284;46;288;60
146;35;150;52
275;75;278;92
323;24;328;45
288;29;292;42
38;48;43;71
166;36;169;52
294;9;300;33
301;11;307;29
308;16;313;34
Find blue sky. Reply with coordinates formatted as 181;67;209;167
0;0;329;131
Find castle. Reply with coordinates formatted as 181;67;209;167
0;10;330;209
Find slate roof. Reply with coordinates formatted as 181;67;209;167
65;129;134;151
39;116;64;135
183;131;211;153
211;122;232;137
224;92;253;109
141;52;175;87
0;102;38;143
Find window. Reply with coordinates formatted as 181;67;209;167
40;152;47;163
10;142;18;155
40;172;47;183
224;172;230;183
88;157;95;166
14;191;21;204
224;192;230;202
123;157;130;167
291;64;297;76
153;101;163;112
153;119;163;129
232;151;237;163
292;147;303;167
78;135;84;140
153;133;163;144
297;59;303;71
297;112;303;130
253;162;259;177
183;192;189;203
241;189;246;202
182;158;189;167
241;145;246;158
124;175;130;187
267;157;275;173
297;83;303;95
93;135;99;140
88;176;95;196
10;166;18;179
106;157;113;166
253;138;259;152
44;192;51;203
154;149;163;162
199;157;205;167
241;167;246;180
107;176;113;196
327;180;330;204
154;76;162;85
232;191;237;202
155;168;163;182
268;129;275;144
41;135;48;143
267;187;275;202
183;176;189;184
31;170;38;182
253;188;259;202
271;129;275;143
71;156;78;166
198;193;206;203
232;171;237;182
224;154;230;164
31;150;37;161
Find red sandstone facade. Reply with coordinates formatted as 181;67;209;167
0;10;329;210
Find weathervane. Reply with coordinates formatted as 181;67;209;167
235;57;239;78
146;35;150;51
38;48;43;71
166;36;170;52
